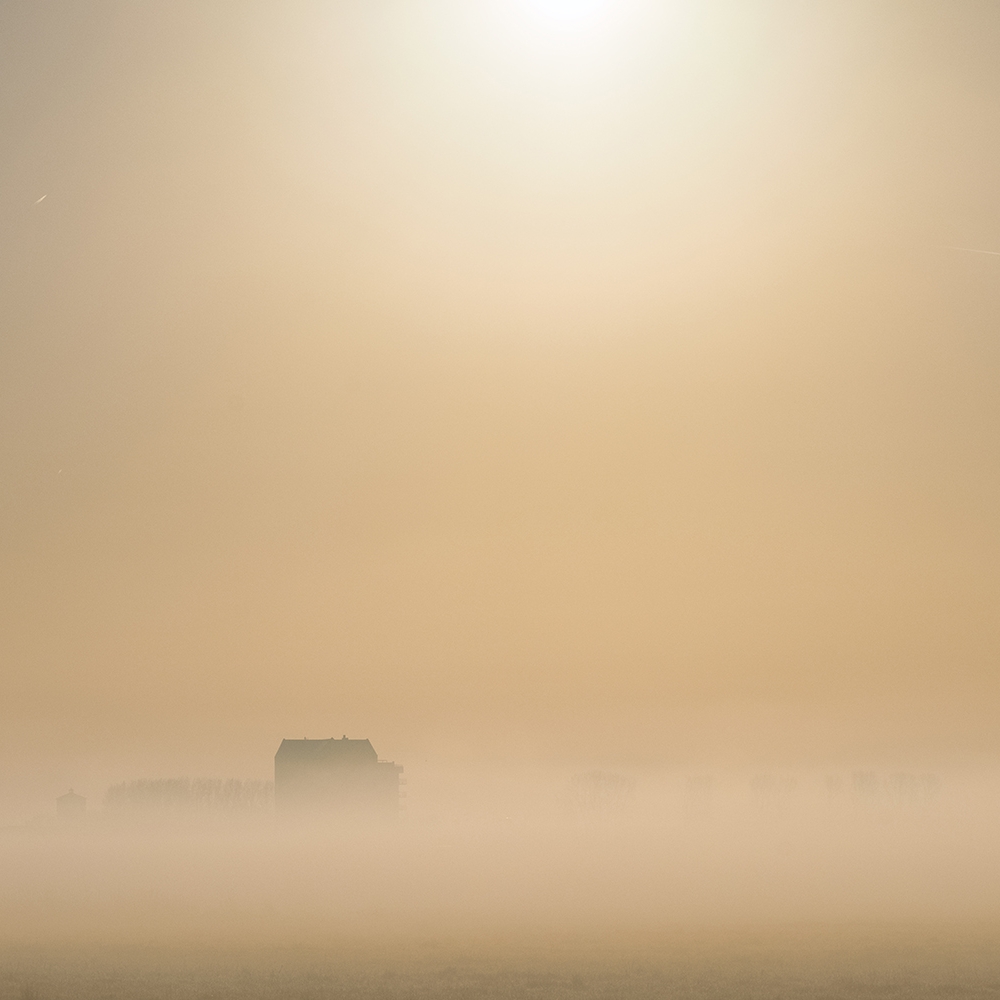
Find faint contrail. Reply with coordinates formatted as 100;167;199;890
945;245;1000;256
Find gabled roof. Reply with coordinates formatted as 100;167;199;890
57;789;85;802
275;737;378;763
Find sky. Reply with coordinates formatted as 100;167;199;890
3;0;1000;815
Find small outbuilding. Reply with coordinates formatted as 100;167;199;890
56;789;86;820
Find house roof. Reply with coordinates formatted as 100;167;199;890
57;790;85;802
275;737;379;763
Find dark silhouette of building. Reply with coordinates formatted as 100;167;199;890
56;789;86;820
274;736;402;819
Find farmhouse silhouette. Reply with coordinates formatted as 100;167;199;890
274;736;402;819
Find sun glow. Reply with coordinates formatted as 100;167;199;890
479;0;643;82
521;0;611;36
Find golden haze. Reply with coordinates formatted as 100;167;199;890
2;1;999;830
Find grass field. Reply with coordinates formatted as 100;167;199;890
3;928;1000;1000
4;774;1000;997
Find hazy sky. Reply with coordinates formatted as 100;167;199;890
3;1;1000;807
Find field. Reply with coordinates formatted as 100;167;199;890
3;928;1000;1000
4;774;1000;998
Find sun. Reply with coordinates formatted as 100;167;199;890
523;0;611;35
492;0;622;66
469;0;653;97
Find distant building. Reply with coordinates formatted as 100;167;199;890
56;789;86;819
274;736;402;819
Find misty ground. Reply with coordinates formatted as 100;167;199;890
4;771;1000;997
2;928;1000;1000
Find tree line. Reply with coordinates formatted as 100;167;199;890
103;778;274;813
